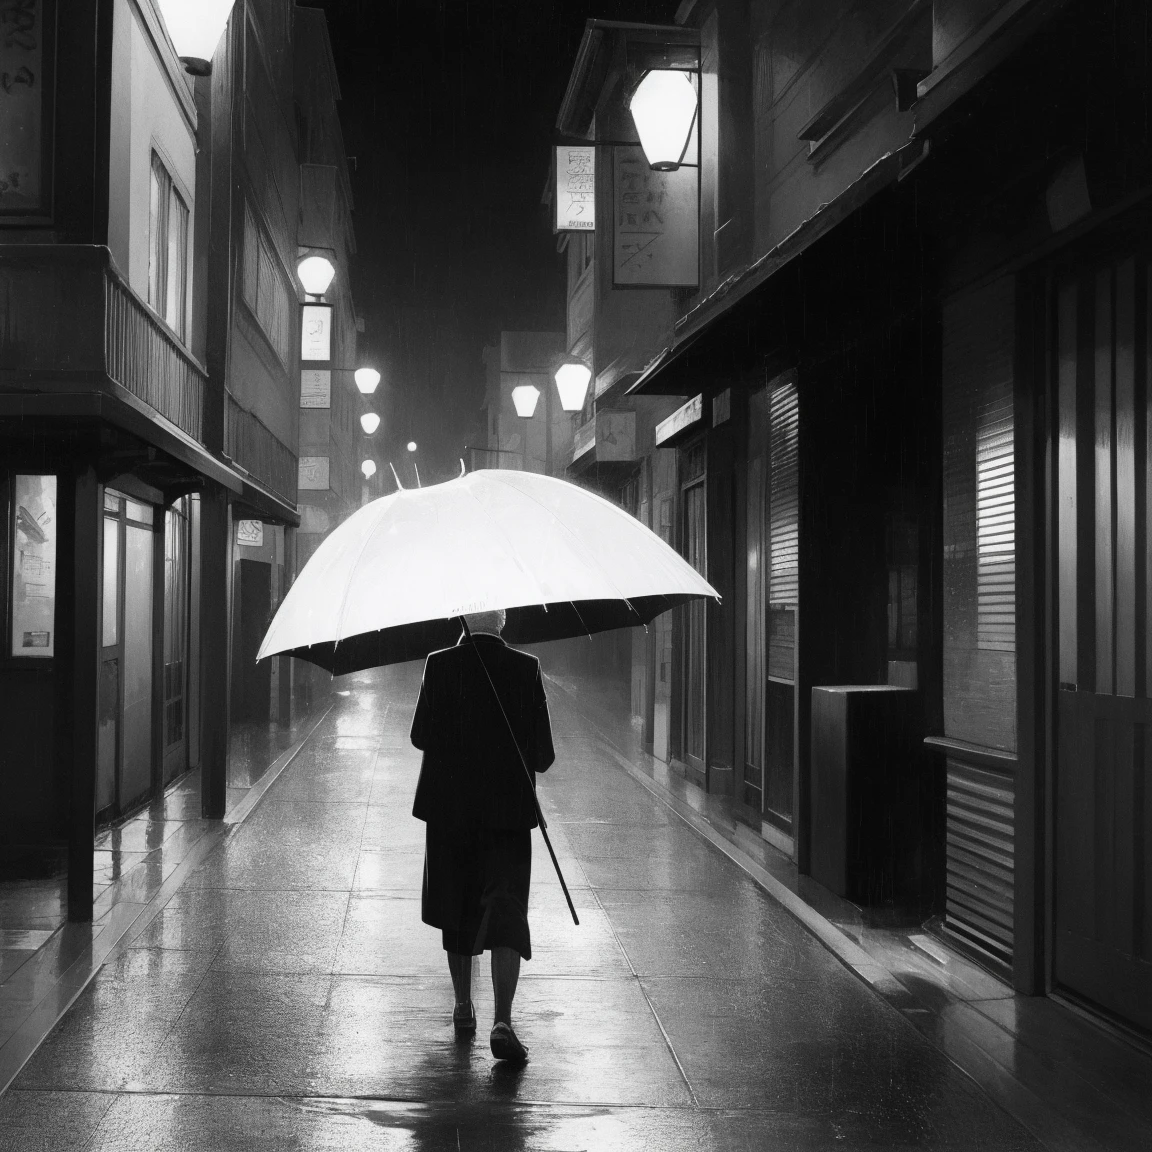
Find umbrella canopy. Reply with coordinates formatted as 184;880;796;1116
258;468;719;675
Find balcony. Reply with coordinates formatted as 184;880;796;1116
0;245;206;442
225;393;298;505
568;409;637;477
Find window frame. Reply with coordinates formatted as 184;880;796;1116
146;149;191;343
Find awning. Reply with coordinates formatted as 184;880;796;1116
627;139;927;396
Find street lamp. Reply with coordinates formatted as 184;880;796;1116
157;0;236;75
511;385;541;418
360;412;381;435
297;254;336;297
354;368;381;395
554;360;592;412
407;441;417;453
361;460;377;479
629;70;698;172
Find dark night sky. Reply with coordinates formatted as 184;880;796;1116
309;1;682;482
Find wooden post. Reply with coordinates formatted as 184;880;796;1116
68;465;101;921
199;482;230;819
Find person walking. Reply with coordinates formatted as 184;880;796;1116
410;608;555;1062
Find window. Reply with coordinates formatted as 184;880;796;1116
148;153;190;340
242;203;294;366
11;475;57;658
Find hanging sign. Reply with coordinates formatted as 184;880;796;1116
300;369;331;409
298;456;330;491
0;0;51;216
301;304;332;361
612;147;698;288
555;145;595;232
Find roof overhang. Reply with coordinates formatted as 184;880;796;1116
557;20;700;141
627;138;927;397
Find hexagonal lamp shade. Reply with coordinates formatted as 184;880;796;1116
360;412;381;435
629;70;698;172
554;361;592;412
511;384;541;418
157;0;236;75
361;459;377;479
297;255;335;296
354;368;381;394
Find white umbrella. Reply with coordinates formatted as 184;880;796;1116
258;468;719;675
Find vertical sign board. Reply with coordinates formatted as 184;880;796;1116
11;475;56;656
555;146;595;232
298;457;330;491
300;369;331;409
613;147;699;288
301;304;332;362
0;0;52;217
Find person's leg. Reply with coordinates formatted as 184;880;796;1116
447;950;472;1007
491;945;520;1026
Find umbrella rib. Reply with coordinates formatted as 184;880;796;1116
483;473;641;606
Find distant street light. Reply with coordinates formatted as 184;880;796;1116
554;360;592;412
354;367;381;394
511;384;541;419
297;254;336;297
361;460;377;479
360;412;381;435
157;0;236;75
407;441;417;452
629;70;698;172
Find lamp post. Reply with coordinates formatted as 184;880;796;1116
511;384;540;472
407;442;420;488
157;0;236;75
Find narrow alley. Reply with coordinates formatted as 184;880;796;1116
1;666;1147;1151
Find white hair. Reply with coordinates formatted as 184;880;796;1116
464;609;506;636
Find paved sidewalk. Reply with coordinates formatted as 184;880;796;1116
0;664;1132;1149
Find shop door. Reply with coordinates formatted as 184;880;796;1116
745;387;768;812
234;559;272;722
1054;256;1152;1031
97;492;155;818
162;498;190;783
680;441;707;774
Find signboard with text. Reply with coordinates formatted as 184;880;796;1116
612;147;698;288
301;304;332;361
300;369;331;409
298;456;330;491
0;0;53;217
555;145;595;232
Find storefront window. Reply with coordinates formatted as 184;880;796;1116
11;475;57;658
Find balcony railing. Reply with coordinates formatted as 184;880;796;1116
0;245;206;445
105;269;204;440
225;393;298;504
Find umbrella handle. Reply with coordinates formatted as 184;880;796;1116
460;617;580;927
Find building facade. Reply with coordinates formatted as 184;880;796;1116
0;0;357;918
553;0;1152;1035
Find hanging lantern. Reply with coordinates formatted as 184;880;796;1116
629;70;698;172
361;459;377;479
157;0;237;76
360;412;381;435
511;384;541;419
354;368;381;394
407;441;417;452
554;361;592;412
297;255;335;297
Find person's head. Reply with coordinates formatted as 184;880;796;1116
464;608;506;637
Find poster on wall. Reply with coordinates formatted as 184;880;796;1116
612;147;698;288
554;145;595;232
11;474;56;657
300;369;331;409
236;519;264;547
0;0;53;216
298;456;330;491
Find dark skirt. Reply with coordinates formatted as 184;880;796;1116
421;823;533;960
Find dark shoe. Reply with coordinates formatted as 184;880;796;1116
453;1000;476;1034
490;1022;528;1062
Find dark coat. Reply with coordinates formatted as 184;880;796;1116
410;634;555;829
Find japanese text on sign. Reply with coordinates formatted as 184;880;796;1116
612;147;698;288
301;304;332;361
555;146;595;232
300;369;331;409
0;0;44;212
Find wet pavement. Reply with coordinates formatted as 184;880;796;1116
0;663;1145;1149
